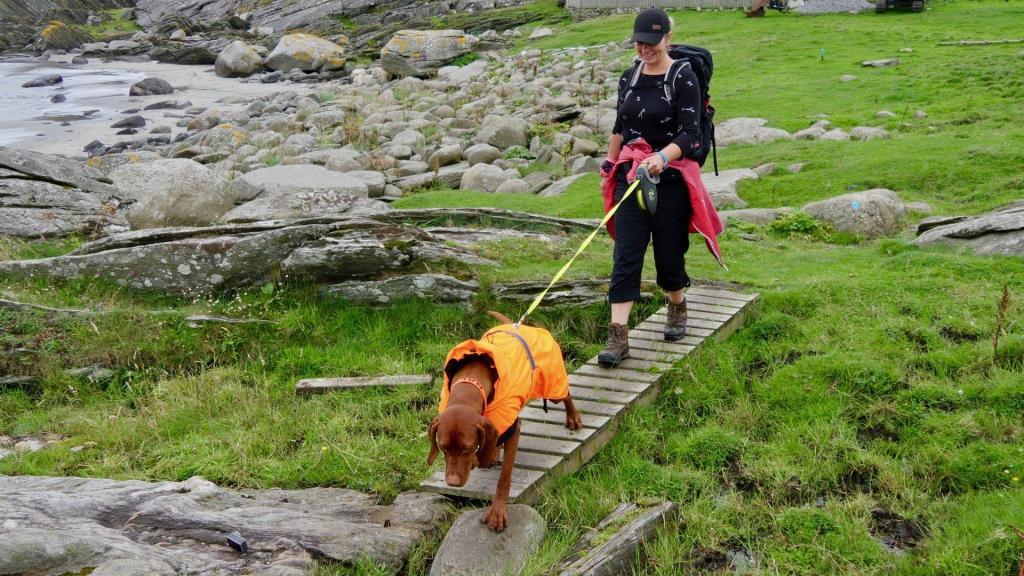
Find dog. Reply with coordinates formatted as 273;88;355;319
427;311;583;531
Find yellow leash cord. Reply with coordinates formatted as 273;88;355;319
515;177;642;327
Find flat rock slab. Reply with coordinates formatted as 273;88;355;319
914;200;1024;256
429;505;546;576
0;475;450;575
0;218;489;296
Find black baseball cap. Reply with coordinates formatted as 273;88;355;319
631;8;671;45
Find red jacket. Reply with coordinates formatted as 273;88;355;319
601;138;725;267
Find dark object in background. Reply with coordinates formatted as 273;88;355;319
227;531;248;553
875;0;925;11
746;0;788;16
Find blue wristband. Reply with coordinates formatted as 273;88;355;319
656;150;669;164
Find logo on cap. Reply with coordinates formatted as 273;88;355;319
652;24;662;31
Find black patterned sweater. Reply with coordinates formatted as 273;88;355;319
613;61;703;158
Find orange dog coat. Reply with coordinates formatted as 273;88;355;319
439;323;570;436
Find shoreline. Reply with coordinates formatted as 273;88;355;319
0;55;301;158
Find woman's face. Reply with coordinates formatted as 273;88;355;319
634;34;670;65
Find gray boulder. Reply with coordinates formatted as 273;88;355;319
32;21;87;52
437;59;488;85
0;147;126;238
702;168;758;209
129;77;174;96
429;505;546;576
720;207;794;226
914;201;1024;256
803;189;907;238
215;40;264;78
465;143;502;166
428;144;464;168
850;126;890;141
716;117;792;147
460;163;510;193
109;159;232;229
495;179;530;194
475;117;530;150
394;163;470;192
381;30;476;78
538;174;588;197
321;273;479;304
265;33;346;73
22;74;62;88
0;475;449;575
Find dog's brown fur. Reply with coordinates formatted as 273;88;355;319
427;312;582;531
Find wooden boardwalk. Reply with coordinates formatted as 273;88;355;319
420;286;759;504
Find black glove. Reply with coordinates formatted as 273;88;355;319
600;159;614;177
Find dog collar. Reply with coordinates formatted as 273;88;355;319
451;377;488;410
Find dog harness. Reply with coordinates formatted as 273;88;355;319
439;323;570;436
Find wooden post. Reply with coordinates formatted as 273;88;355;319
556;501;680;576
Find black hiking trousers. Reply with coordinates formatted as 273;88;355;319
608;167;692;303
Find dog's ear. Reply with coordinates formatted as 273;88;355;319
426;416;441;465
475;417;500;467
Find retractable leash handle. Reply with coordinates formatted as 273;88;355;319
515;176;644;328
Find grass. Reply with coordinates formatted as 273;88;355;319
73;8;141;40
2;1;1024;575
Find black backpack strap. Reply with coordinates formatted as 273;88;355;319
621;58;644;106
662;59;689;104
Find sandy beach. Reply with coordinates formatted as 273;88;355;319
0;56;301;158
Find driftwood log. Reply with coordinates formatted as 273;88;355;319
555;502;680;576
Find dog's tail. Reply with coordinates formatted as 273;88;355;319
487;311;514;325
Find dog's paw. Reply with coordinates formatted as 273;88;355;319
482;503;508;532
565;411;583;431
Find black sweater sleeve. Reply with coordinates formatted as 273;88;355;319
671;64;703;157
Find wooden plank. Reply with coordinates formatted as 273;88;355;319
568;385;635;404
520;406;611;429
517;434;581;455
628;338;696;354
295;374;432;394
577;360;663;379
521;420;598;442
532;397;626;416
630;324;714;339
683;293;745;309
646;314;724;330
569;373;650;394
688;287;758;302
421;467;543;501
556;502;680;576
628;334;702;349
513;450;565;471
626;346;687;363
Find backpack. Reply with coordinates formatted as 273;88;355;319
621;44;718;175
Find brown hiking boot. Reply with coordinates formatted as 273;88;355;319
598;323;630;367
664;300;687;341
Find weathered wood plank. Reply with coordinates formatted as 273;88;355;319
575;363;662;383
421;467;543;501
569;373;650;394
513;450;564;471
532;397;626;416
521;420;598;442
517;434;581;456
625;346;686;363
630;324;714;339
295;374;433;394
646;314;724;330
627;337;696;354
556;502;680;576
683;293;745;309
688;287;758;302
568;386;635;404
520;406;610;429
